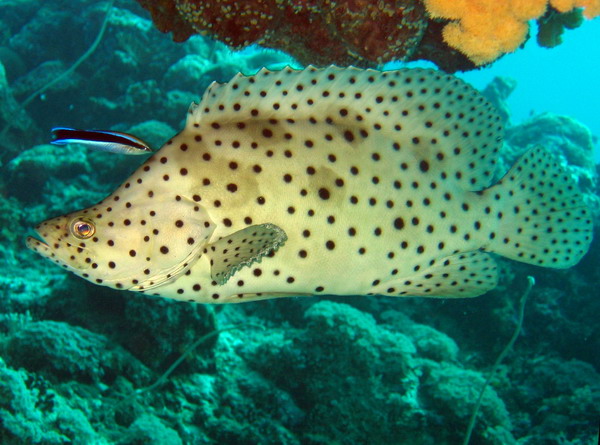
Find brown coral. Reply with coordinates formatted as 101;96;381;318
137;0;432;67
135;0;599;71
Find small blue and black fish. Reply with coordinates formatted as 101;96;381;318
50;128;152;155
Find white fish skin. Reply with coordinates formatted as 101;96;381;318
28;66;593;303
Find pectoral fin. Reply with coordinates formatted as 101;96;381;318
206;224;287;285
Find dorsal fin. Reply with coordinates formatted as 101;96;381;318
187;65;503;191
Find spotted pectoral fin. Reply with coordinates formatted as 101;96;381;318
389;251;498;298
206;223;288;285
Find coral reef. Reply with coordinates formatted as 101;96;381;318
505;356;600;443
0;0;297;167
537;8;586;47
481;76;518;126
0;357;100;444
0;1;598;443
480;76;599;220
423;0;600;65
0;47;26;82
0;62;39;163
504;113;599;219
4;320;150;383
242;301;516;444
135;0;600;70
136;0;430;67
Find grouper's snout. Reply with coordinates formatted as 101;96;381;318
26;232;51;256
27;191;214;292
26;217;71;263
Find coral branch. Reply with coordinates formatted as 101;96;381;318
423;0;600;65
135;0;446;68
135;0;599;70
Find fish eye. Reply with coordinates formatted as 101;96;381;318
70;218;95;239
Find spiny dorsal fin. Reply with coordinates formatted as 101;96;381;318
188;65;503;191
205;224;288;285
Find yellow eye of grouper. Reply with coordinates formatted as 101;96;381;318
71;219;95;239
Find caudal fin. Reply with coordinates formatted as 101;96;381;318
486;146;593;268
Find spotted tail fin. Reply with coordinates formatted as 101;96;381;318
484;146;593;268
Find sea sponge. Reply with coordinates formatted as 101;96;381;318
537;8;585;47
551;0;600;17
423;0;600;65
137;0;429;67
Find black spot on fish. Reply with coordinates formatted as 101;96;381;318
318;188;330;200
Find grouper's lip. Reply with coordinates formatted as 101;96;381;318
26;229;52;257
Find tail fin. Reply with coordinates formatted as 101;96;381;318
485;146;593;268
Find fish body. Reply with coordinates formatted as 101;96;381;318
50;128;152;155
29;66;593;303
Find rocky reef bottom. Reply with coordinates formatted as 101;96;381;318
2;101;599;444
1;225;599;444
1;99;599;444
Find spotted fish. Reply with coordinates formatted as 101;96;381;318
27;66;593;303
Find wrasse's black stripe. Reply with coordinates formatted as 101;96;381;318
52;128;148;151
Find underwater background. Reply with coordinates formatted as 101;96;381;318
0;0;599;444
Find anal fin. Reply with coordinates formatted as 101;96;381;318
389;251;498;298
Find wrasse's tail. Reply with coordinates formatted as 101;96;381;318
483;146;593;268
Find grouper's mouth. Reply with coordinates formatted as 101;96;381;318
26;229;53;259
26;228;89;272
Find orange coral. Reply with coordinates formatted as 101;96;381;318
551;0;600;17
423;0;600;65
